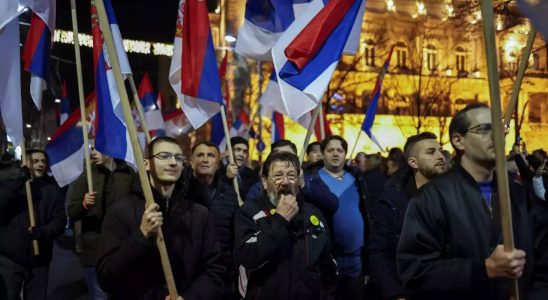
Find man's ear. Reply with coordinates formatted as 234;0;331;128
407;157;418;170
261;177;268;191
451;133;465;152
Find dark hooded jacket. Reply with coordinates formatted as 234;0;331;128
96;178;226;300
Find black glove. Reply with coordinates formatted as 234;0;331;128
28;226;44;241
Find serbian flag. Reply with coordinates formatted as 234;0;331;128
102;0;132;77
0;19;24;147
164;109;192;137
22;0;56;110
361;45;394;151
138;73;165;137
517;0;548;39
272;0;364;121
46;93;96;187
169;0;223;129
235;0;311;61
271;111;285;143
91;3;135;167
58;81;70;126
211;109;249;150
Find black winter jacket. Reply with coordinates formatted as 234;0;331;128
397;165;548;300
234;195;337;300
368;166;417;300
96;179;226;300
0;168;65;267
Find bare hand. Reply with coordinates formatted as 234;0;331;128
140;203;163;238
485;245;526;279
84;192;96;207
276;194;299;222
226;163;238;179
165;296;183;300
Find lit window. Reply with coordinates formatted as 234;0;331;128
364;40;376;67
395;42;407;68
455;46;466;72
425;44;437;71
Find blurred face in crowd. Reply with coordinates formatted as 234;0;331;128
408;139;447;179
91;147;112;166
307;144;323;164
29;152;47;178
262;160;299;206
452;108;495;168
191;144;220;178
233;144;249;167
323;139;346;173
355;153;367;172
145;141;185;185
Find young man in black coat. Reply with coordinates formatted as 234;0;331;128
224;136;260;201
397;103;548;300
235;151;337;300
0;150;65;300
96;137;225;300
368;132;447;300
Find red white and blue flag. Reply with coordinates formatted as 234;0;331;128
271;111;285;143
0;0;31;30
138;73;165;138
22;0;55;110
361;45;394;151
102;0;132;77
169;0;223;129
46;95;96;187
272;0;364;121
91;2;135;167
517;0;548;39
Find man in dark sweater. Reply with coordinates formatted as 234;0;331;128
235;151;337;300
0;150;65;300
96;137;225;300
398;103;548;299
368;132;447;300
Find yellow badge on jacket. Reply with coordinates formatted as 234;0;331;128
310;215;320;226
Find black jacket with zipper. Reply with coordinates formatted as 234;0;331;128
96;178;226;300
397;164;548;300
234;194;337;300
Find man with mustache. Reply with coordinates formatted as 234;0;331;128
235;151;337;300
398;103;548;299
68;147;134;300
368;132;447;300
96;137;225;299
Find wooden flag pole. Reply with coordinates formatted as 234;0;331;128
220;105;244;207
21;141;39;255
93;0;179;298
128;75;152;144
70;0;93;194
504;27;537;128
348;130;363;161
299;105;321;164
319;103;325;140
479;1;519;299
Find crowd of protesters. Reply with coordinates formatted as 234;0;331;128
1;103;547;300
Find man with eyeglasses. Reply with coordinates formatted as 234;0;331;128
96;136;225;299
398;103;548;299
67;146;134;299
234;151;337;300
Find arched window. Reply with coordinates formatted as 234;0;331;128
364;39;376;67
455;46;467;72
395;42;408;68
425;44;438;71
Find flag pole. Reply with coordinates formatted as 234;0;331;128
299;105;321;164
504;26;536;128
348;130;363;160
257;61;264;162
479;1;519;299
70;0;93;194
220;105;244;206
129;75;152;144
21;141;39;255
319;103;325;140
93;1;179;298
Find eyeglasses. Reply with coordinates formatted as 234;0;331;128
466;123;492;135
269;173;298;184
149;152;186;163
